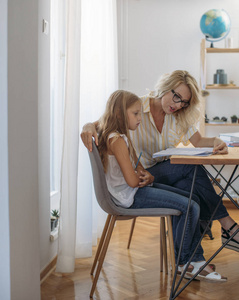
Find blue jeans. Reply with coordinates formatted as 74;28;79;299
147;160;228;221
130;183;205;264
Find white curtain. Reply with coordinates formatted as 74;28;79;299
56;0;118;272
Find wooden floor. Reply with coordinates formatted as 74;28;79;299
41;205;239;300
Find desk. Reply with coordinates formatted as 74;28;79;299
169;147;239;300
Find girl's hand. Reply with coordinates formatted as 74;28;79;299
138;170;154;187
213;138;228;154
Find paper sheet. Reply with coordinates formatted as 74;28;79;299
152;147;215;158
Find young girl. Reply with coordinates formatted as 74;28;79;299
96;89;226;283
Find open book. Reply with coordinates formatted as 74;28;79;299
152;147;215;158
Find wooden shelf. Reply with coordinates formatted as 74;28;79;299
206;48;239;53
206;85;239;89
199;39;239;136
206;123;239;126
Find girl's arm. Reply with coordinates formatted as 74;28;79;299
81;121;99;152
189;131;228;154
110;136;140;188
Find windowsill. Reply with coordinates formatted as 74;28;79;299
50;227;59;242
50;190;58;198
50;191;60;242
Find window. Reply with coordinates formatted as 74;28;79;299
50;0;66;210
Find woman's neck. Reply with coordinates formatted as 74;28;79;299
150;97;166;117
150;97;166;133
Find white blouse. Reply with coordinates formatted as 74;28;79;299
105;133;138;208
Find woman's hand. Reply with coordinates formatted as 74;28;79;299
80;122;98;152
213;138;228;154
138;170;154;187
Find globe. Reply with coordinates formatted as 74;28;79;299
200;9;231;47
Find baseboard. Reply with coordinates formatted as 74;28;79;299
40;255;57;284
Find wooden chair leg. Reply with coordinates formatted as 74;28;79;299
127;217;137;249
90;214;112;275
90;216;117;298
167;216;176;275
160;225;164;272
160;217;168;274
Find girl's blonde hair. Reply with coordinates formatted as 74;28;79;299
151;70;202;136
98;90;141;172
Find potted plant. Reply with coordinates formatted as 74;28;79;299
50;216;57;231
51;209;60;230
231;115;238;123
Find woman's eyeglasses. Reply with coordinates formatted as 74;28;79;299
171;90;190;108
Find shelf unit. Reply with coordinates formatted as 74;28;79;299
206;123;239;127
206;86;239;89
200;39;239;135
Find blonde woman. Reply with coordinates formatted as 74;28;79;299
81;70;239;253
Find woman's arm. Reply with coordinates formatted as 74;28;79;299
110;137;141;188
189;131;228;154
80;121;99;152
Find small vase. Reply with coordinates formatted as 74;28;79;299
213;69;227;84
51;218;57;231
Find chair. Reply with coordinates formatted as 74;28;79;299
88;139;181;298
127;216;174;274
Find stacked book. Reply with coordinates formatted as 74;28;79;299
219;132;239;147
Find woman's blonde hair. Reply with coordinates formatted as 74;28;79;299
98;90;141;172
151;70;202;135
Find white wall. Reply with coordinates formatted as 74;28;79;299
0;0;11;299
8;1;40;299
0;0;55;298
118;0;239;96
2;0;60;296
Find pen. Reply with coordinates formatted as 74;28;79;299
135;151;142;169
